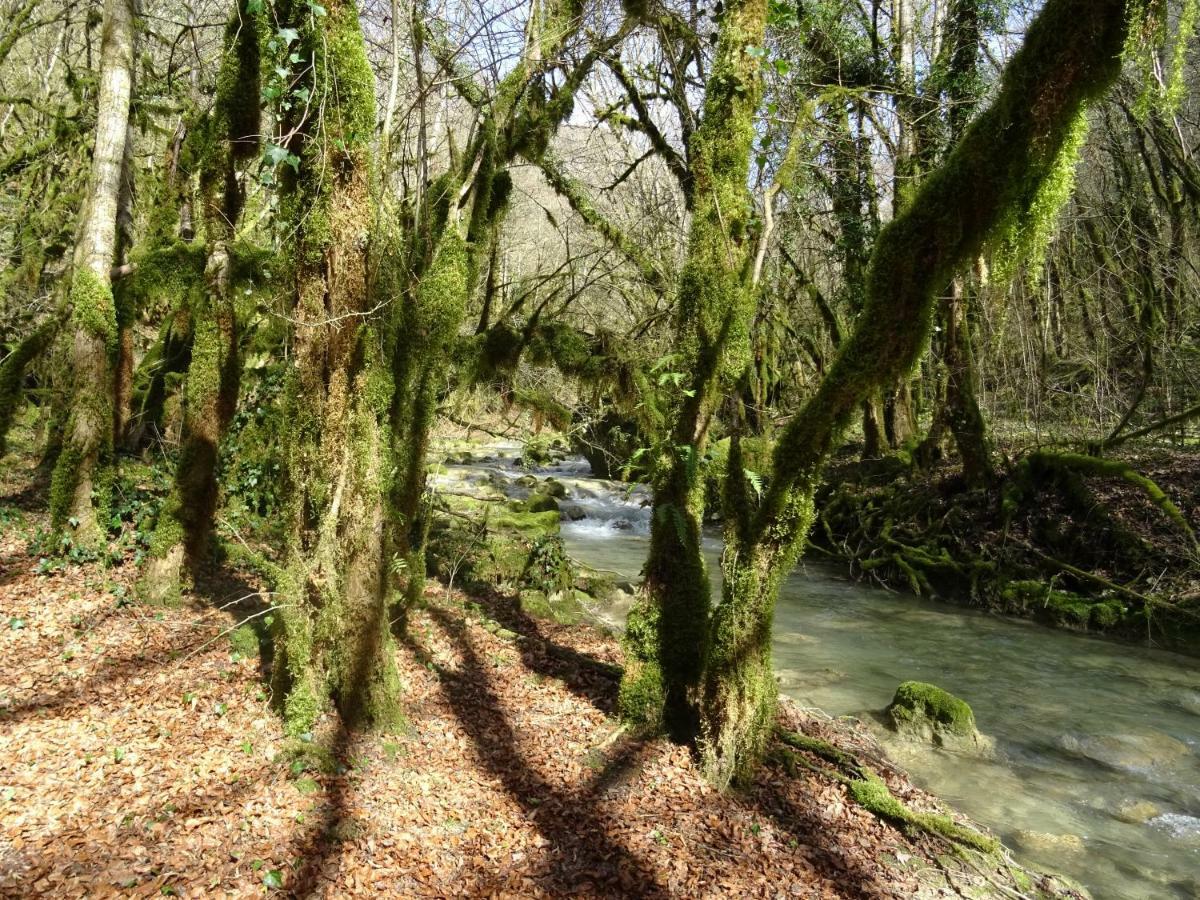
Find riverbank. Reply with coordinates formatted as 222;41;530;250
810;448;1200;652
0;497;1073;897
428;439;1200;898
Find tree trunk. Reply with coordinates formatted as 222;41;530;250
0;315;61;457
49;0;135;546
138;7;259;604
943;277;992;484
698;0;1131;786
619;0;769;741
270;0;402;735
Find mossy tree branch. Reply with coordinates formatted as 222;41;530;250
695;0;1133;787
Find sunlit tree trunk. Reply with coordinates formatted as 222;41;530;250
138;7;260;603
270;0;402;734
619;0;769;742
49;0;136;546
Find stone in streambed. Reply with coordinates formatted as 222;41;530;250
1010;830;1085;855
523;493;560;514
539;478;568;499
885;681;987;752
1111;799;1161;824
1057;730;1190;771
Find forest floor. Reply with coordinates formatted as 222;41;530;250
0;489;1080;896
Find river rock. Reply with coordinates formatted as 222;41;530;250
524;493;559;514
562;504;587;521
514;475;538;489
1058;730;1190;771
538;478;568;499
1011;830;1085;855
885;681;987;752
1174;690;1200;717
1111;799;1161;824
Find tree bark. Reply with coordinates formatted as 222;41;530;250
138;6;260;604
699;0;1131;787
49;0;136;545
271;0;402;734
619;0;769;743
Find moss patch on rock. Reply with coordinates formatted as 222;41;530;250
886;681;985;751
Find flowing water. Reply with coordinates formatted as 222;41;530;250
436;450;1200;899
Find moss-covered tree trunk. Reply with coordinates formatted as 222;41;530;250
618;0;769;741
698;0;1132;787
387;0;597;612
138;8;260;604
0;315;61;458
270;0;402;734
942;276;992;484
914;0;993;483
49;0;135;545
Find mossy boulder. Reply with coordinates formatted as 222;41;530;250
518;588;588;625
522;493;560;514
538;478;568;499
886;681;986;751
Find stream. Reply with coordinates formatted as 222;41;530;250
436;448;1200;899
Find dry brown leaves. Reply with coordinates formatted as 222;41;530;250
0;522;984;899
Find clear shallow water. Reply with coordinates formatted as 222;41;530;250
438;453;1200;899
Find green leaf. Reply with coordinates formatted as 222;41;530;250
276;27;300;46
308;1;327;16
264;143;290;167
744;469;764;499
263;870;284;889
773;59;791;76
245;0;263;11
8;617;24;630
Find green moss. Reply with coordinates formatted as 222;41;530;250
1001;579;1130;630
848;770;998;853
491;509;562;537
887;681;977;738
0;315;58;456
618;597;666;726
522;493;559;514
228;623;262;658
991;109;1090;283
69;268;117;356
120;243;207;317
279;737;340;775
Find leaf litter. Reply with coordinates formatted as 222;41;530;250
0;522;1071;898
